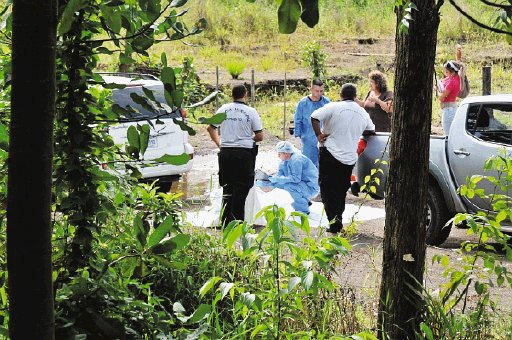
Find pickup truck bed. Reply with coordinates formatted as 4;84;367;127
354;95;512;245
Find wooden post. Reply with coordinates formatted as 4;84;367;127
283;71;287;140
215;65;219;110
251;69;255;106
482;65;491;96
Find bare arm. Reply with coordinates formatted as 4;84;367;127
311;118;329;143
253;130;264;142
206;125;221;148
438;88;451;101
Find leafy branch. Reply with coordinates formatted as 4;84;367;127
449;0;512;36
84;2;172;43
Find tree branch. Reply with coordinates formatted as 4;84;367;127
479;0;512;10
436;0;445;12
82;2;172;44
449;0;512;36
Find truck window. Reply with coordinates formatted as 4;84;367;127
466;103;512;145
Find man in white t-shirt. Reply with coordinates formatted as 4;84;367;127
311;83;375;233
207;85;264;226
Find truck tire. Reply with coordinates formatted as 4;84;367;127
426;183;451;246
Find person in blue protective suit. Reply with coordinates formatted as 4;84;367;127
267;141;320;214
293;78;330;168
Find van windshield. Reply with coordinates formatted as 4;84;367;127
112;85;179;119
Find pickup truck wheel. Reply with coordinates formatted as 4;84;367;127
426;183;451;246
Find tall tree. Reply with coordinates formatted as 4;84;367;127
7;0;57;338
378;1;441;338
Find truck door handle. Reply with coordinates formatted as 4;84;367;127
453;149;470;156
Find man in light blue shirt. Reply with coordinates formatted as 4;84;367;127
293;79;330;168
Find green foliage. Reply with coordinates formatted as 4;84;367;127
195;205;368;338
418;150;512;339
225;59;246;79
53;182;190;338
177;56;209;106
301;41;327;79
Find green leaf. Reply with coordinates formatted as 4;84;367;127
278;0;301;34
172;89;184;108
420;323;434;340
474;281;485;295
173;301;186;314
161;66;176;90
153;153;190;165
506;248;512;261
119;54;136;65
164;84;175;108
105;11;122;33
149;242;174;256
170;233;190;250
130;92;157;114
250;324;267;338
303;271;314;290
223;222;243;248
496;209;507;223
127;125;140;150
219;282;234;300
58;0;87;36
199;277;222;297
198;112;226;125
288;276;301;291
138;124;150;156
0;123;9;149
147;215;175;248
133;214;146;248
187;304;211;324
173;117;196;135
161;52;168;67
240;292;256;307
141;86;157;103
132;35;154;53
299;0;319;28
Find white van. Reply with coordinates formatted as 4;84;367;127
102;74;194;190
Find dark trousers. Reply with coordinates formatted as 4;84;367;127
218;147;256;225
319;147;354;232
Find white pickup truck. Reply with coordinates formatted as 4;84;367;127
353;94;512;245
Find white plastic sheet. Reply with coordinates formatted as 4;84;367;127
244;186;294;225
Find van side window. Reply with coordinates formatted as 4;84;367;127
466;103;512;145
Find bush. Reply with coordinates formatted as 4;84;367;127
225;60;246;79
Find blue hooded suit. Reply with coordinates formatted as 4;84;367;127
269;149;319;214
293;95;330;167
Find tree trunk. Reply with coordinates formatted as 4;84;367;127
7;0;57;338
378;1;441;338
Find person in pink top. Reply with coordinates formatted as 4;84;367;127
436;60;461;134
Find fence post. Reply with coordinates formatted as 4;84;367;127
482;65;491;96
215;65;219;110
283;70;287;140
251;69;255;106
